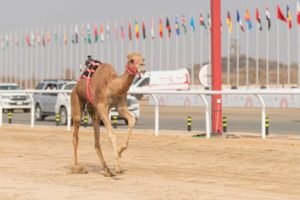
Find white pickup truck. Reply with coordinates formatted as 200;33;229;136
55;81;140;125
0;83;32;112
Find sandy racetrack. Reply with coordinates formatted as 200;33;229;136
0;125;300;200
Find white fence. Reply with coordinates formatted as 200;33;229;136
1;89;300;139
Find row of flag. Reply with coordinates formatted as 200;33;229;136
1;3;300;49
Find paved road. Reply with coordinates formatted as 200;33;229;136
2;106;300;136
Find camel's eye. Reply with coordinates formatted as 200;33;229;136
130;59;134;64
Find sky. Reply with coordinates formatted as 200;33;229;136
0;0;299;72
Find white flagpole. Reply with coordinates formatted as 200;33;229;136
40;28;44;82
227;28;230;86
35;28;39;85
70;25;73;79
121;19;124;72
30;30;33;88
246;26;249;87
200;27;203;69
114;20;117;69
167;33;170;70
175;32;178;69
287;22;290;86
183;31;186;70
63;26;67;80
51;27;55;80
236;23;240;87
191;27;194;85
159;30;162;71
9;31;13;83
266;23;269;87
24;31;28;88
277;16;280;85
256;18;259;87
298;17;300;87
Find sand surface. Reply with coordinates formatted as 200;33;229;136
0;125;300;200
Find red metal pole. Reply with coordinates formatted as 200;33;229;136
211;0;222;134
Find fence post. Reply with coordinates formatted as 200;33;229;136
256;94;266;139
187;116;192;131
151;94;159;136
200;94;210;138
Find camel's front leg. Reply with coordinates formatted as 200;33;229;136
90;110;114;177
117;106;136;157
96;103;122;174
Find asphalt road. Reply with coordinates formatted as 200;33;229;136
2;104;300;136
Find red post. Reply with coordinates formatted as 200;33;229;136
211;0;222;134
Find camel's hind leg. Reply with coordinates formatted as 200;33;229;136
117;106;136;157
71;91;83;167
89;109;114;177
96;103;122;174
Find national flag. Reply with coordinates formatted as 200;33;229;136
297;2;300;25
74;25;79;44
87;24;93;44
286;5;292;29
226;11;233;33
181;15;187;34
135;20;139;39
35;33;41;46
150;17;154;40
265;7;271;30
166;17;171;37
159;17;163;38
106;23;110;40
30;31;35;46
189;16;195;32
142;20;146;39
81;27;86;43
63;30;68;45
46;31;51;44
120;25;125;40
256;8;263;30
128;21;132;41
237;10;245;32
175;16;180;36
93;25;99;42
26;35;31;47
200;13;207;31
245;9;252;30
150;16;155;39
100;23;104;42
277;5;287;22
207;13;211;30
42;34;46;47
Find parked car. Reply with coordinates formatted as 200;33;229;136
0;83;32;113
55;81;140;125
33;80;70;120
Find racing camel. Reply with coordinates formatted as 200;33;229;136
71;53;145;176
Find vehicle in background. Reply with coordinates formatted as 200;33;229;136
55;81;140;125
130;68;190;99
130;68;190;91
33;80;70;121
0;83;32;113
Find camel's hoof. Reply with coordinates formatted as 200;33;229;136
69;164;88;174
104;170;115;177
115;169;124;174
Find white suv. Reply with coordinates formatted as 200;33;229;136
0;83;32;112
55;81;140;125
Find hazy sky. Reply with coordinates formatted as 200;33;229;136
0;0;299;64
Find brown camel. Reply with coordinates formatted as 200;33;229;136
71;53;145;176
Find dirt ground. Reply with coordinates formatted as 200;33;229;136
0;125;300;200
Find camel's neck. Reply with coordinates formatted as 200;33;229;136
114;70;135;95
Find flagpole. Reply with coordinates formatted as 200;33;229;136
35;28;38;85
191;16;194;86
121;19;124;73
298;18;300;87
69;25;73;79
256;17;259;87
227;27;230;86
277;16;280;86
175;30;178;69
51;27;55;80
200;27;203;70
236;22;240;87
246;26;249;87
183;30;186;70
266;22;269;87
9;31;13;83
24;31;28;88
287;20;290;86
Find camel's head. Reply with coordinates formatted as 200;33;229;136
126;53;146;75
